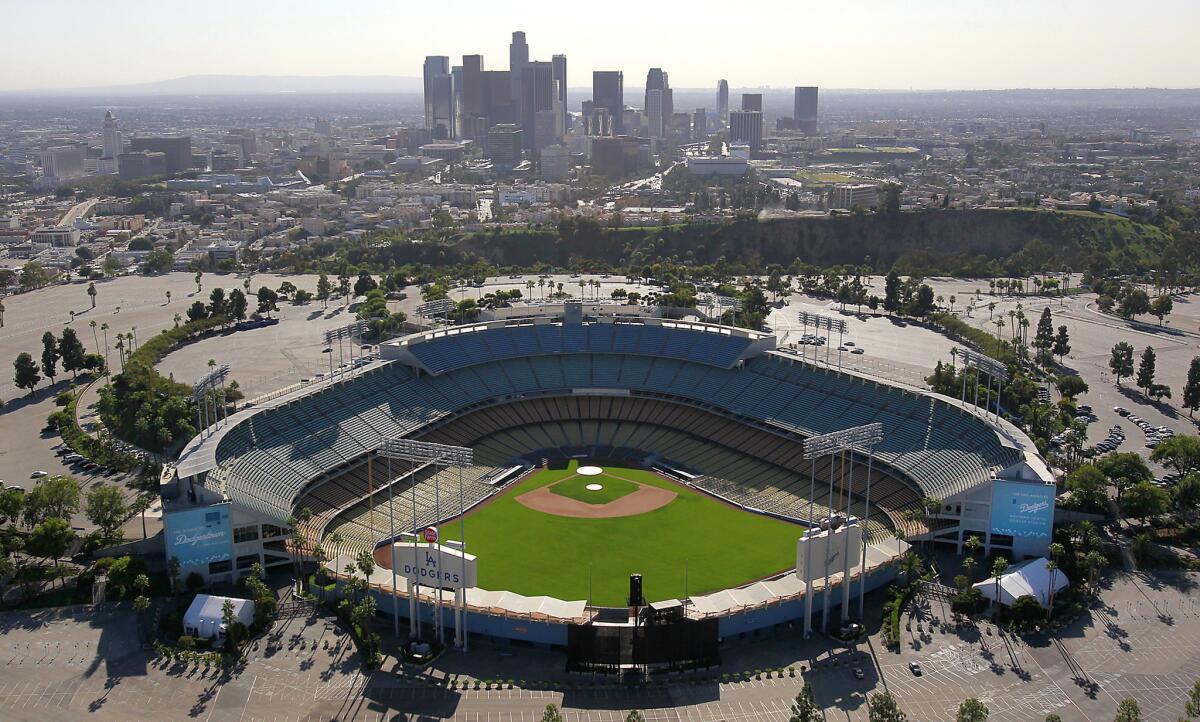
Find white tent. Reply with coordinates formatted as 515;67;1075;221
972;557;1068;608
183;594;255;639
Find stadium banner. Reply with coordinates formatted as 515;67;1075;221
392;542;477;589
989;480;1055;539
163;503;234;567
795;522;861;582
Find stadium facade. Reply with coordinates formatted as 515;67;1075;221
166;302;1055;643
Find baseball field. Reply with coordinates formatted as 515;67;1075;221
441;460;804;606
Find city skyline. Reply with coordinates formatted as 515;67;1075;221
2;0;1199;93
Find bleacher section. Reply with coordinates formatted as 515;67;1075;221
201;327;1021;536
402;321;755;375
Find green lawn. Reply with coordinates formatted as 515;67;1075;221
443;460;804;605
549;471;638;505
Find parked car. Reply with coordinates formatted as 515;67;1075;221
30;470;48;478
909;661;922;676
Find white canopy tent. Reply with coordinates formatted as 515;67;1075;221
183;594;256;639
972;557;1068;608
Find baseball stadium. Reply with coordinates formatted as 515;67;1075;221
166;301;1054;657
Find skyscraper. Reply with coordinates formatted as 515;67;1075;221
717;80;729;127
593;71;624;134
645;68;671;138
552;54;568;136
102;110;122;169
509;31;529;117
460;55;485;139
521;61;555;149
692;108;707;142
423;56;455;139
729;110;763;151
794;86;819;134
741;93;762;112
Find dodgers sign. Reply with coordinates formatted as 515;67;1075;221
164;504;234;568
391;542;477;590
989;480;1055;540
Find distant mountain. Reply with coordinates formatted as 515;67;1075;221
2;74;424;96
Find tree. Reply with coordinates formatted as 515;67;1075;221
912;284;935;317
316;273;332;309
1054;374;1088;399
1184;357;1200;417
1150;294;1173;325
0;487;25;526
625;712;646;722
1066;464;1108;511
1033;307;1054;362
789;682;820;722
540;704;564;722
256;287;278;318
354;272;378;298
1150;435;1200;477
1172;474;1200;521
1113;698;1141;722
207;287;228;317
991;556;1008;616
59;327;86;379
877;275;903;315
227;288;248;322
28;517;75;572
85;485;126;542
276;281;297;300
13;352;40;395
1052;325;1071;362
195;270;203;293
40;331;60;384
868;691;908;722
222;598;236;651
143;248;174;275
956;697;988;722
186;300;208;322
1122;481;1170;527
23;475;81;527
87;281;98;309
1097;452;1152;501
1135;346;1155;393
1109;342;1134;385
1186;677;1200;717
20;261;49;289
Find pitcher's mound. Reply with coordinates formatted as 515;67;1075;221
578;465;603;476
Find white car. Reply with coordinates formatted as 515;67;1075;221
30;470;48;479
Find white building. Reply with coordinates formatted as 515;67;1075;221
40;145;85;181
540;145;570;181
687;156;748;176
30;227;81;246
102;110;123;169
828;183;880;211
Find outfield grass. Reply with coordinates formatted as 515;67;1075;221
549;472;638;505
442;460;803;605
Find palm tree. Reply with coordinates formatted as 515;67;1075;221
526;280;534;299
172;313;181;328
987;301;996;319
114;334;125;372
100;323;109;373
0;298;5;328
87;281;97;309
991;556;1008;618
195;270;203;293
1046;542;1065;617
963;555;977;582
89;319;99;355
994;318;1005;341
538;278;545;300
165;289;171;304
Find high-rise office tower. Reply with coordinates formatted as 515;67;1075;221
741;93;762;112
552;54;568;136
645;89;664;139
692;108;707;142
645;68;670;138
729;110;763;150
423;56;455;139
451;65;463;139
521;61;555;149
794;86;819;134
509;31;529;117
593;71;624;134
717;80;729;127
483;70;516;125
460;55;485;139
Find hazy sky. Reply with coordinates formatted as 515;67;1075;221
2;0;1197;91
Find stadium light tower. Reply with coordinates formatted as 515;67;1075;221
190;364;229;438
797;311;847;366
378;437;474;650
801;422;882;634
324;320;370;380
416;299;455;328
953;348;1009;420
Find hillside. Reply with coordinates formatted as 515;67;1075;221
335;209;1178;277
